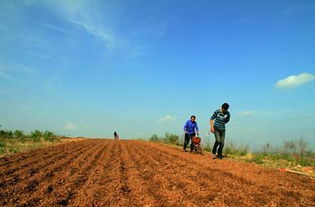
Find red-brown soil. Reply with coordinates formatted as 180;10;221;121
0;139;314;206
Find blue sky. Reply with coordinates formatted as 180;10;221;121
1;0;315;149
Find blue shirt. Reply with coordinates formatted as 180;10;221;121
183;120;199;135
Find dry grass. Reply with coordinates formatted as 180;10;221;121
0;137;84;157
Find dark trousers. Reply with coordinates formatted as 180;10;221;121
183;133;195;151
212;128;225;157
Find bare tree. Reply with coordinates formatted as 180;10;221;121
283;138;308;161
296;138;307;161
262;142;271;156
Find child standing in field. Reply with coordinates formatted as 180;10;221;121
183;115;199;152
210;103;230;159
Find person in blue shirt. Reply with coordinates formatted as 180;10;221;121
183;115;199;152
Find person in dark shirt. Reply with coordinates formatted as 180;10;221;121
114;131;119;139
210;103;230;159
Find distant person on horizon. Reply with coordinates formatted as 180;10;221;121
183;115;199;152
114;131;119;139
209;103;230;159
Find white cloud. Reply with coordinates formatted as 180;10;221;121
0;64;36;79
275;73;315;88
0;66;12;79
64;123;78;130
40;23;71;33
27;51;52;59
14;64;37;72
1;0;170;58
68;19;117;49
39;0;122;50
0;72;11;79
158;115;176;122
238;110;256;117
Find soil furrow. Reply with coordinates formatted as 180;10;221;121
0;139;314;207
37;140;109;206
86;140;127;206
22;140;110;207
134;141;309;206
136;141;314;206
127;141;198;206
116;140;159;207
0;140;94;182
0;139;95;190
0;140;91;168
0;140;100;206
68;140;115;206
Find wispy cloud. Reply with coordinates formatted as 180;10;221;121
40;0;122;50
278;7;294;15
64;123;78;130
0;72;12;79
0;65;13;79
0;64;36;79
15;64;37;72
238;110;256;117
158;115;176;122
275;73;315;88
68;19;117;49
27;51;52;59
2;0;169;58
23;0;167;56
40;22;72;33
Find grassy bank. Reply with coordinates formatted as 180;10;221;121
0;129;70;157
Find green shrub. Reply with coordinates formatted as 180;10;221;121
31;130;42;142
0;130;5;138
0;130;14;139
0;139;7;154
250;155;264;165
8;146;18;153
14;130;24;139
224;141;250;156
203;145;211;152
203;141;213;152
150;134;159;142
43;131;55;142
164;133;179;145
19;136;26;143
239;144;250;156
283;138;308;161
0;147;5;154
224;141;236;155
297;158;315;167
262;142;271;156
149;133;181;146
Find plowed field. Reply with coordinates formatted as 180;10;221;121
0;139;314;206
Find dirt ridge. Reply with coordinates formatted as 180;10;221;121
0;139;314;207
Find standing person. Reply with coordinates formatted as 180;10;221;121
114;131;119;139
183;115;199;152
209;103;230;159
